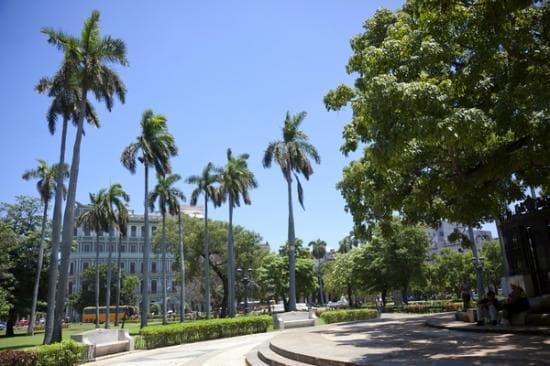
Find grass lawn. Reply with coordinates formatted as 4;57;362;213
0;320;167;351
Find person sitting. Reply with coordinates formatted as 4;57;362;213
476;290;501;326
502;283;530;324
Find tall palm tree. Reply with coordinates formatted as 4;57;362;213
263;111;320;311
148;174;185;325
35;62;99;344
103;183;129;329
308;239;327;305
77;190;110;328
218;148;257;317
22;159;68;336
42;10;128;342
121;110;177;328
187;163;221;319
114;207;129;326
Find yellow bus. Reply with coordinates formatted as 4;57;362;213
82;305;138;323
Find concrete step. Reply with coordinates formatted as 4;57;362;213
245;341;314;366
269;334;356;366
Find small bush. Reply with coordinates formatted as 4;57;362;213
140;315;271;349
34;339;87;366
0;350;37;366
320;309;377;324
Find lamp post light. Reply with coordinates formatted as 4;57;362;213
237;267;253;314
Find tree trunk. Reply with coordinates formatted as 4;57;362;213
141;163;150;328
207;256;227;318
204;194;211;319
115;234;123;326
6;308;16;337
28;200;49;335
95;233;100;328
44;116;68;344
286;174;297;311
105;231;113;328
161;212;167;325
347;283;353;308
178;212;185;322
227;195;236;317
381;289;387;307
52;90;87;343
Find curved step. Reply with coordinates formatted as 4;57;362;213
245;346;268;366
258;342;312;366
269;332;357;366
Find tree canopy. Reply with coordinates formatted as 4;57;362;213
325;1;550;234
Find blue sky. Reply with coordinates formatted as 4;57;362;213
2;0;495;251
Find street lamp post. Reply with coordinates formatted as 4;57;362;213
468;227;485;298
237;268;253;314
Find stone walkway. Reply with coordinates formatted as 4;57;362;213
85;313;550;365
266;313;550;365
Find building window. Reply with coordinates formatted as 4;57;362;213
141;226;145;237
98;230;103;237
120;245;126;253
83;262;89;271
152;262;157;273
69;262;74;275
120;262;125;270
131;245;136;253
84;228;90;236
68;282;73;295
84;244;91;253
98;244;104;253
109;244;115;253
151;280;157;294
131;226;137;237
130;262;136;274
141;262;144;273
74;228;78;236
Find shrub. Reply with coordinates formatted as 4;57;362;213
140;315;271;349
34;340;87;366
320;309;377;324
0;350;37;366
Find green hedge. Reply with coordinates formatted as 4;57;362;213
379;301;463;313
320;309;378;324
140;316;271;349
0;340;86;366
34;340;87;366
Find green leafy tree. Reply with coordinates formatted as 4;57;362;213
263;111;320;311
324;250;360;306
308;239;327;304
149;173;185;324
187;163;221;318
42;10;128;343
77;190;110;328
102;183;129;328
71;265;139;315
0;198;49;337
481;240;504;291
324;1;550;235
218;148;258;317
429;248;475;298
121;109;177;328
22;159;67;335
35;60;99;343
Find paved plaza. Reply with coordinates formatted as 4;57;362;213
86;313;550;365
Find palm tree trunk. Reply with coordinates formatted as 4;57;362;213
161;213;167;325
178;212;185;322
227;195;235;317
286;174;297;311
27;200;49;336
115;234;123;326
105;231;113;328
44;116;68;344
95;234;100;328
204;194;210;319
141;163;150;328
52;91;88;343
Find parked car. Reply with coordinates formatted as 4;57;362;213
0;321;6;330
15;319;29;327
